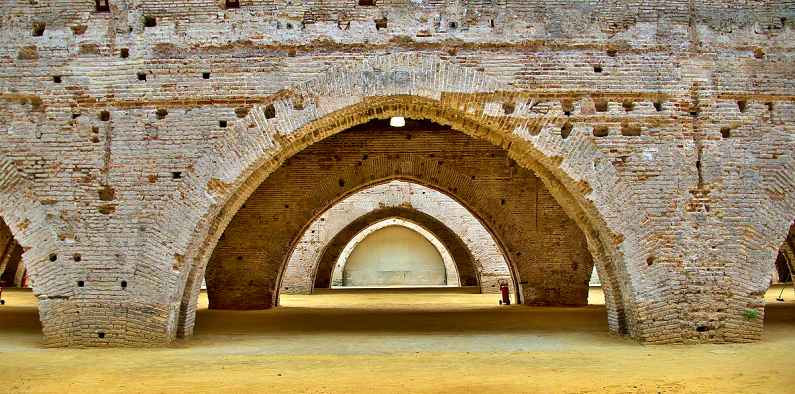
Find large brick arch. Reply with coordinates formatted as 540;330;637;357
279;181;515;295
0;156;73;345
153;54;660;343
203;123;592;311
326;217;462;288
709;107;795;334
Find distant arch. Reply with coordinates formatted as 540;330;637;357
335;222;451;288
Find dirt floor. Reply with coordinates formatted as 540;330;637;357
0;286;794;393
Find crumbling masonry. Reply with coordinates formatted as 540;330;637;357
0;1;793;347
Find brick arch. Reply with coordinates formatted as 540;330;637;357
198;121;596;335
202;125;544;311
278;181;516;295
327;217;462;288
163;53;656;341
716;120;795;335
314;211;475;291
0;156;72;345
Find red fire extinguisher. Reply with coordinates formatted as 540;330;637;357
498;280;510;305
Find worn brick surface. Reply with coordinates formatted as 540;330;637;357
0;1;792;346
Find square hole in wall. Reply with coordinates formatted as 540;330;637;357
202;72;211;79
120;48;129;58
594;99;608;112
95;0;110;12
375;18;387;30
143;15;156;28
32;22;46;37
264;104;276;119
593;125;609;137
53;75;62;83
621;124;641;136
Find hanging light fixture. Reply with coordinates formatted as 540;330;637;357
389;116;405;127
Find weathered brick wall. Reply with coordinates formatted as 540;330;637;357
205;122;592;309
282;182;513;294
0;1;792;346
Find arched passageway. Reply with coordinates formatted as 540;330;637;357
203;119;593;314
283;180;518;296
337;224;449;287
0;218;25;289
317;213;471;291
167;55;667;344
778;223;795;285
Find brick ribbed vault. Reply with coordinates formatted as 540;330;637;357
204;122;588;312
280;180;514;295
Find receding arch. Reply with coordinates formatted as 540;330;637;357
312;209;478;292
168;54;653;341
336;222;450;287
329;218;461;288
199;120;597;334
281;180;519;295
203;122;593;312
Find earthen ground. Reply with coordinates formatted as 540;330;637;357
1;287;793;393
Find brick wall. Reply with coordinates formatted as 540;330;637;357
0;1;791;346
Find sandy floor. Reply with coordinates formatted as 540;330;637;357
0;286;794;393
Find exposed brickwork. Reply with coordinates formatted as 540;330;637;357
0;1;792;346
205;122;592;311
283;181;514;295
